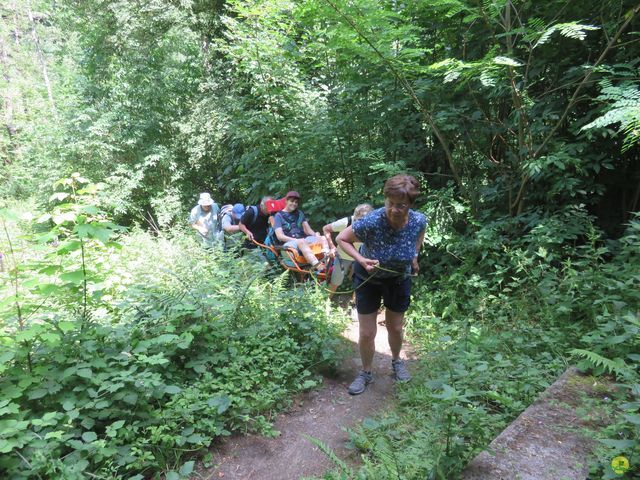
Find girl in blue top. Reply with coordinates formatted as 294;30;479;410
337;174;426;395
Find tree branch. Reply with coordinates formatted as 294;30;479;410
511;4;640;213
321;0;464;193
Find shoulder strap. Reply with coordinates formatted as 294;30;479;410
216;205;233;230
218;204;232;219
247;205;259;227
347;215;353;228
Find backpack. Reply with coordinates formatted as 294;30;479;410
243;205;260;228
263;211;305;263
277;210;304;239
263;217;279;262
217;204;234;229
212;204;234;245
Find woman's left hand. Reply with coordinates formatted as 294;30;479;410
411;257;419;275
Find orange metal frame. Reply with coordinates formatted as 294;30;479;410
251;239;328;283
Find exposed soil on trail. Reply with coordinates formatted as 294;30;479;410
201;307;412;480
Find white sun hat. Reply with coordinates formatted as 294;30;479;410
198;192;214;206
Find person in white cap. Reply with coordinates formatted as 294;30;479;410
189;192;220;248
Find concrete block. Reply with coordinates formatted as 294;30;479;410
460;367;612;480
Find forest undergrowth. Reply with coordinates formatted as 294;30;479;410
1;178;639;480
2;177;640;479
0;178;347;479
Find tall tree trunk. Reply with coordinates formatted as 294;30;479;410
0;35;18;165
12;0;22;46
26;0;55;114
629;179;640;221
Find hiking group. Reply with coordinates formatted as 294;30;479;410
189;174;427;395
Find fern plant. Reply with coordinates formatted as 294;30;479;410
582;81;640;152
303;435;353;480
533;21;599;47
570;348;633;380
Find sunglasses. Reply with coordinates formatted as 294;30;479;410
385;199;409;210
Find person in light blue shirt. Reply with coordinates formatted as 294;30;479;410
189;192;220;248
221;203;246;251
337;174;427;395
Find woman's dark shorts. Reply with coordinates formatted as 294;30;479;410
353;274;412;314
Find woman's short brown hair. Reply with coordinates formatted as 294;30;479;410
383;174;420;204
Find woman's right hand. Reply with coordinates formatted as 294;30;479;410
359;257;379;273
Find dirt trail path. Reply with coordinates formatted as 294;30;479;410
202;309;407;480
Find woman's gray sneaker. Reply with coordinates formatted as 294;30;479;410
392;359;411;382
348;371;373;395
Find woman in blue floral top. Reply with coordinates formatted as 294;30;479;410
337;174;426;395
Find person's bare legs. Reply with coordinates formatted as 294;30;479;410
318;235;329;251
297;240;319;266
385;309;405;361
328;257;344;299
348;310;378;395
358;312;378;371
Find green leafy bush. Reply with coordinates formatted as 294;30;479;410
0;179;345;479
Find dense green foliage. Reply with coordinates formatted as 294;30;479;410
3;0;639;226
1;0;639;478
0;180;345;478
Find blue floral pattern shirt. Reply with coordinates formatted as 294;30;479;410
353;207;427;278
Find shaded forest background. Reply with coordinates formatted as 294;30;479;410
2;0;639;231
1;1;640;479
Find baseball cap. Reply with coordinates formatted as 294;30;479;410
285;191;300;200
231;203;245;218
